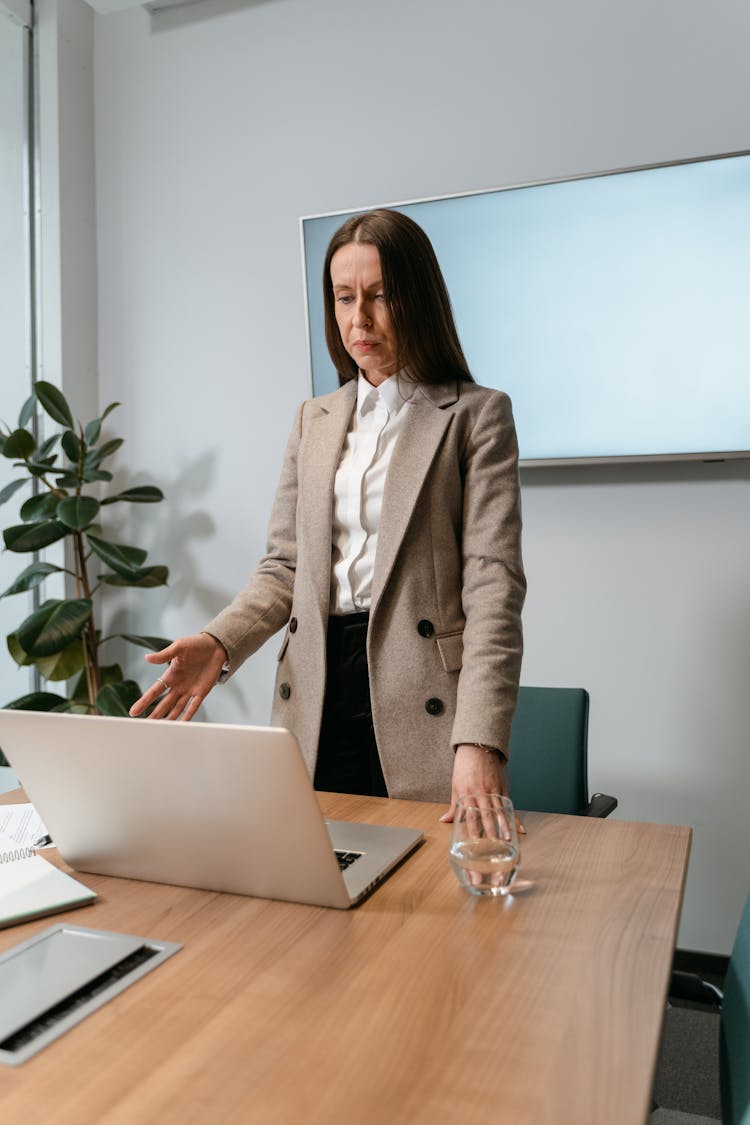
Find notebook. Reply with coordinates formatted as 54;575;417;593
0;710;423;909
0;832;96;930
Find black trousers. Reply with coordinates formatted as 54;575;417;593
313;612;388;798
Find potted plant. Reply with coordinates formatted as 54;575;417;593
0;381;170;732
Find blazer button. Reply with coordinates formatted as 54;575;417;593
279;683;291;700
417;619;434;638
289;617;298;634
425;697;444;716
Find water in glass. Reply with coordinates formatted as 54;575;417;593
449;794;520;896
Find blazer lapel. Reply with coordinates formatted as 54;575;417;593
371;381;458;615
296;380;357;620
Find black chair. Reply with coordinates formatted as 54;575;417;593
507;686;617;817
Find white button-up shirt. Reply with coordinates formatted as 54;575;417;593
330;373;411;615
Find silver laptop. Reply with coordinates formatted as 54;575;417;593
0;710;423;909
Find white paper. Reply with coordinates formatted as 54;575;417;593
0;803;52;849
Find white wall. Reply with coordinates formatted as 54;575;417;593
92;0;750;953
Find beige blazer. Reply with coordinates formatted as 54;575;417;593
204;378;526;802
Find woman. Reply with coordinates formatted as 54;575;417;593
130;209;526;821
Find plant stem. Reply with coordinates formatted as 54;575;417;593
35;471;67;499
73;529;101;708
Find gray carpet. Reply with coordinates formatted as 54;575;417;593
650;1003;721;1122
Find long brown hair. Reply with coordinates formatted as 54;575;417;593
323;208;474;386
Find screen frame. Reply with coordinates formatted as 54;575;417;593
299;149;750;468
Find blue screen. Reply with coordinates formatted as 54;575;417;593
301;153;750;464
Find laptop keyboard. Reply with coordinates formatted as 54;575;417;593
335;850;363;871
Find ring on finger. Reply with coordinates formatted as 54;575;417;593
156;676;171;693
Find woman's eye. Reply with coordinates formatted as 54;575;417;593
337;295;353;304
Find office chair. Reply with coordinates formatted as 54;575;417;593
507;686;617;817
720;889;750;1124
658;888;750;1125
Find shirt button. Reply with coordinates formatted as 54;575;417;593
279;683;291;700
289;617;298;633
417;620;434;637
425;697;444;716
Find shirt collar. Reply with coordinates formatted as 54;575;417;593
356;371;411;418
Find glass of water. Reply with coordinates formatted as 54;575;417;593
449;794;520;896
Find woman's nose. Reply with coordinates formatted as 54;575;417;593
353;297;371;327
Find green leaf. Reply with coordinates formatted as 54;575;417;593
61;429;82;463
101;485;164;505
101;401;120;422
2;428;36;459
18;395;36;428
16;598;92;657
20;493;59;521
87;438;123;466
70;669;88;703
3;691;71;712
100;663;124;685
81;468;113;484
113;634;172;652
98;437;124;458
57;495;100;530
84;417;102;445
8;633;35;666
4;520;69;552
101;565;169;588
96;679;141;716
36;637;86;681
0;478;26;506
0;434;5;455
38;434;60;457
71;663;123;704
34;381;74;428
26;456;60;476
50;472;80;488
87;533;147;577
1;561;63;598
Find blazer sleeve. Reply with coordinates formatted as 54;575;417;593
202;403;303;675
450;391;526;755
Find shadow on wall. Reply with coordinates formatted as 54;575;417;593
100;450;250;716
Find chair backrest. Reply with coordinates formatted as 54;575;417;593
507;686;589;815
720;888;750;1125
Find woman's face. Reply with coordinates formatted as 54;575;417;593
330;242;399;385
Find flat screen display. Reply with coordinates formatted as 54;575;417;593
300;151;750;465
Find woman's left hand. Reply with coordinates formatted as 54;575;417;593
440;744;526;834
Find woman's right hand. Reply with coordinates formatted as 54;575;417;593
129;632;228;721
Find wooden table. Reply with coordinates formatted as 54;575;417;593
0;790;690;1125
